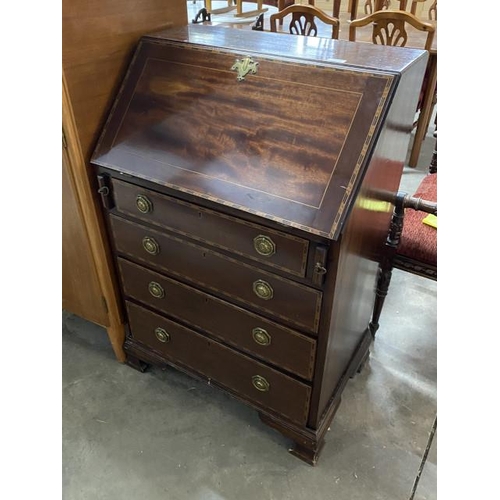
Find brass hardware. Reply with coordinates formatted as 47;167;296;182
252;375;270;392
142;236;160;255
97;175;112;209
154;327;170;343
136;194;153;213
231;56;259;81
148;281;165;299
253;280;274;300
252;327;271;346
253;235;276;257
315;262;327;275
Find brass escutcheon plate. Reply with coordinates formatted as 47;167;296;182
252;327;271;346
148;281;165;299
253;280;274;300
136;194;153;214
231;56;259;81
142;236;160;255
154;327;170;343
253;235;276;257
252;375;270;392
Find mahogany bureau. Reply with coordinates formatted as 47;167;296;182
91;25;428;465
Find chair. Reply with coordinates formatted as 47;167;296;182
411;0;437;20
252;12;265;30
275;1;315;28
270;4;340;39
428;1;437;21
349;9;435;143
349;9;435;50
370;152;437;336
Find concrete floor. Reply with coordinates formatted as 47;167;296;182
62;127;437;499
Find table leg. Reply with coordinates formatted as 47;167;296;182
350;0;359;20
206;0;237;14
234;0;268;18
333;0;342;18
409;53;437;168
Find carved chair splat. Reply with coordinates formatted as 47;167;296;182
349;9;435;50
270;4;340;39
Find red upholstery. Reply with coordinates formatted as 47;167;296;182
397;174;437;265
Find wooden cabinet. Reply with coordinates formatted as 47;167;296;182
62;0;187;360
91;25;428;463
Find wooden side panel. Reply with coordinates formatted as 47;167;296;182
62;0;187;162
62;148;107;326
308;53;429;426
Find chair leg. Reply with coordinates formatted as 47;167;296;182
429;128;437;174
369;264;394;338
370;193;406;338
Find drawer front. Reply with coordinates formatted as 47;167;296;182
111;215;322;333
119;258;316;379
126;301;311;426
111;178;309;277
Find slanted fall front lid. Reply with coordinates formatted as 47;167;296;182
92;26;400;239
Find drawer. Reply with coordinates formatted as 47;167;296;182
119;258;316;379
126;301;312;426
111;178;309;277
111;215;322;333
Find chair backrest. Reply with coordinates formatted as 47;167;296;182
410;0;437;20
269;4;340;39
349;9;435;50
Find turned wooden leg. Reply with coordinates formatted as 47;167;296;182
429;129;437;174
126;354;149;373
370;193;406;338
369;265;393;338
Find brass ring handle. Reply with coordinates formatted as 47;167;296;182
136;194;153;214
253;280;274;300
148;281;165;299
252;327;271;346
252;375;270;392
253;235;276;257
142;236;160;255
154;327;170;343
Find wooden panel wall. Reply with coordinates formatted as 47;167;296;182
62;146;108;326
62;0;187;360
62;0;187;162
